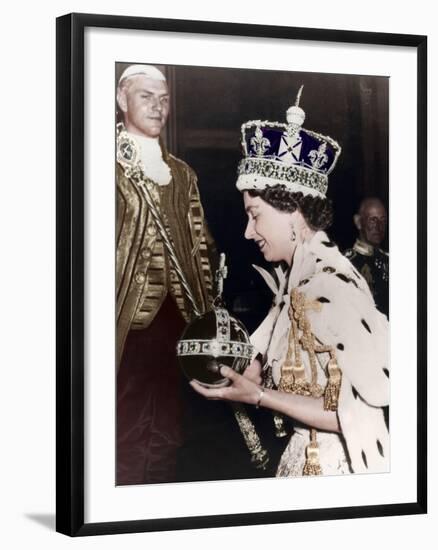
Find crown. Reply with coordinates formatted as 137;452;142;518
236;86;341;198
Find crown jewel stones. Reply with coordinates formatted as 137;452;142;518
238;157;328;196
177;307;254;362
177;339;253;360
216;308;230;342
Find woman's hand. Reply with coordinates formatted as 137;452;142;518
190;365;262;406
189;363;341;433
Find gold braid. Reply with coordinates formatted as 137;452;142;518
278;287;343;475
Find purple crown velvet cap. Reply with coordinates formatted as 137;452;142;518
236;90;341;198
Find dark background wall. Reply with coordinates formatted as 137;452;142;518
116;63;389;332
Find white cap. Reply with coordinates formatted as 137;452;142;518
118;64;166;85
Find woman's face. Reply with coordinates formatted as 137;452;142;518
243;191;298;265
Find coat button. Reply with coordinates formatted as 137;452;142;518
141;248;151;260
135;271;146;284
147;225;157;236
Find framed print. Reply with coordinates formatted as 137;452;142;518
56;13;427;536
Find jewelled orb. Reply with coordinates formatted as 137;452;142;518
176;307;254;387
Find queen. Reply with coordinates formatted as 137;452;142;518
190;89;390;476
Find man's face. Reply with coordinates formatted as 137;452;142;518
358;201;387;247
119;75;170;138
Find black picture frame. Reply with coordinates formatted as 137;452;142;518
56;12;427;537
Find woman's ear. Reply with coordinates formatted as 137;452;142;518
291;210;314;242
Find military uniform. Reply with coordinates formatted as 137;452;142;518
344;239;389;317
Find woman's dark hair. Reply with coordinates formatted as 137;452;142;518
248;184;333;231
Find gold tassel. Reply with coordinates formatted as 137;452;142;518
324;358;342;411
291;361;306;381
279;301;303;392
278;361;295;392
303;429;322;476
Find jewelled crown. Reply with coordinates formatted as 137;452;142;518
236;86;342;198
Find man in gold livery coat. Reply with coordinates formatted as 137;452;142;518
116;65;214;485
116;148;213;365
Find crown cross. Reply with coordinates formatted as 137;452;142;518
215;253;228;298
250;126;271;157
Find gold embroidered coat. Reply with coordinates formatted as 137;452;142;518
116;144;214;367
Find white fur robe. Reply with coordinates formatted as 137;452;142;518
251;231;389;476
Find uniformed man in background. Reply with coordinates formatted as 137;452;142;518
345;197;389;317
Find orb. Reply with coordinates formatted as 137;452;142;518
176;307;253;387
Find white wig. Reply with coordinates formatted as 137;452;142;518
118;64;166;86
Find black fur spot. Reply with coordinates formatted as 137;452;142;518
361;450;368;469
333;272;359;287
361;319;372;333
323;266;335;274
352;386;359;400
322;240;335;247
377;440;384;457
316;258;322;263
299;278;310;286
317;297;330;303
383;406;389;431
337;343;344;351
383;368;389;378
